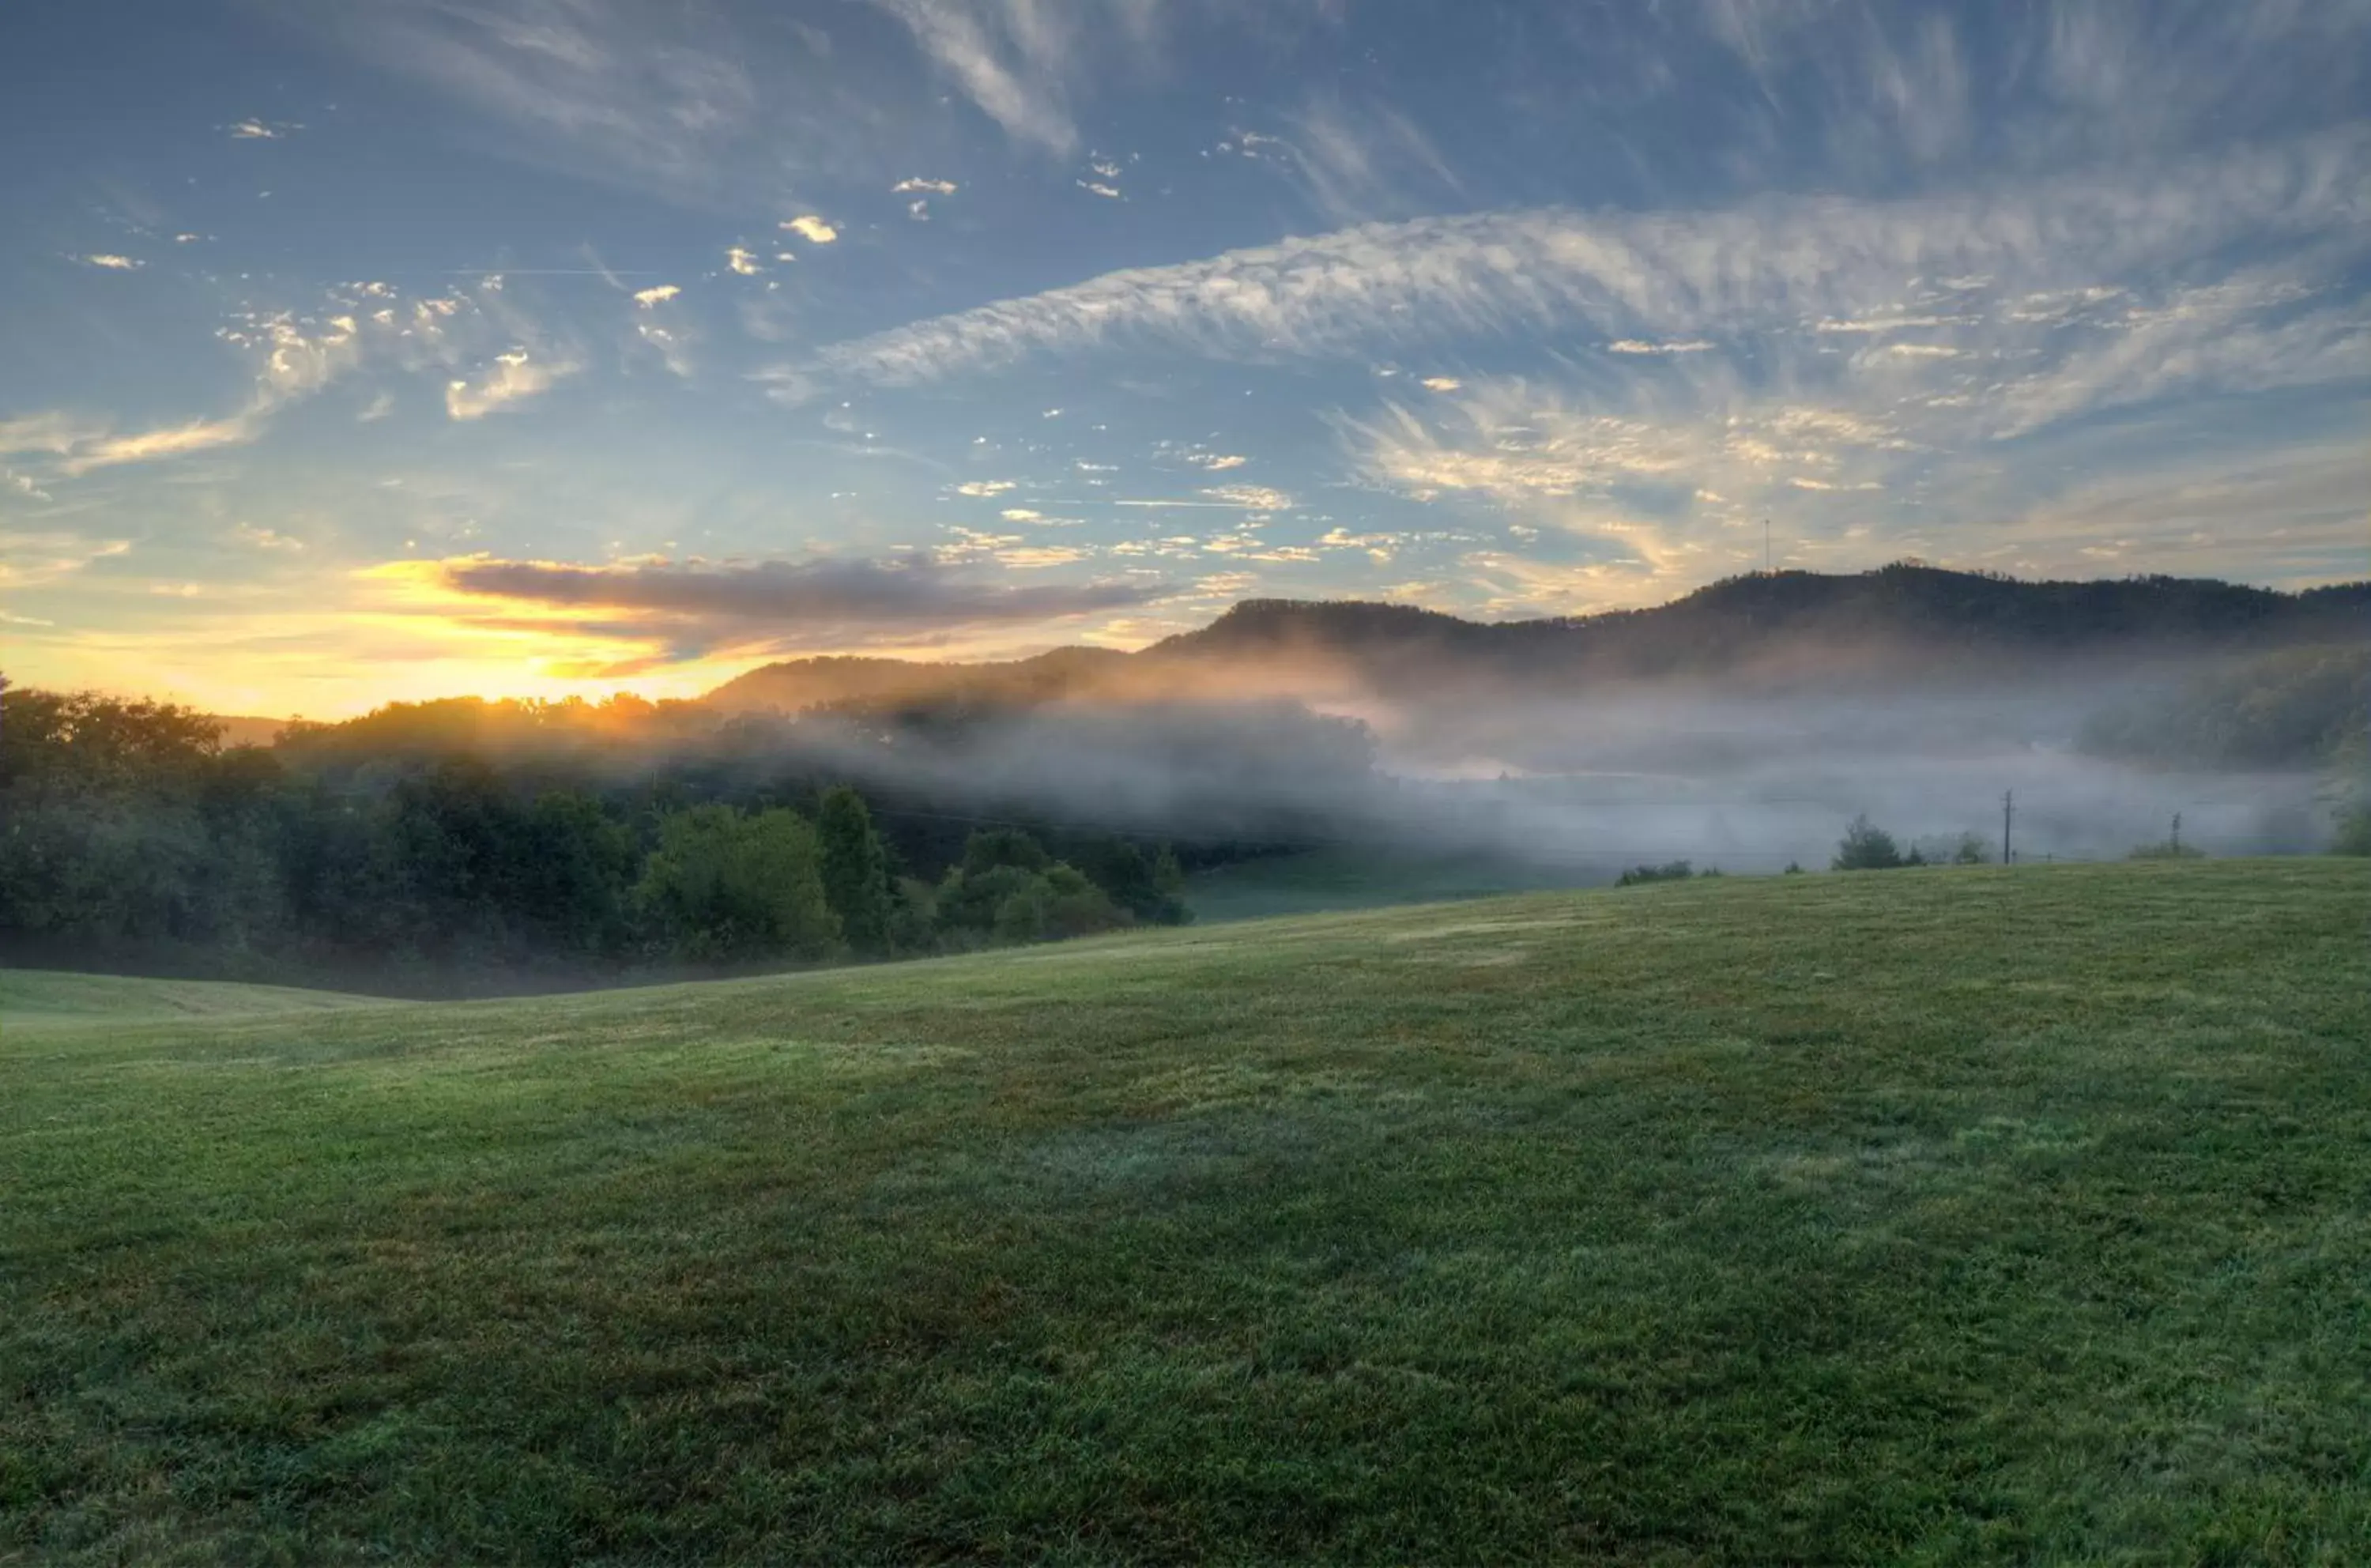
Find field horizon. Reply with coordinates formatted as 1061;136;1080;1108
6;859;2369;1562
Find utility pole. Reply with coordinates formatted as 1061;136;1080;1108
2170;812;2182;854
1765;518;1772;575
2003;790;2015;865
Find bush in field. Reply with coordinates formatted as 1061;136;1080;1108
1832;816;1907;871
1616;861;1694;887
1953;833;1990;865
637;805;840;962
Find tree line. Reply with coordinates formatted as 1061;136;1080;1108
0;682;1192;989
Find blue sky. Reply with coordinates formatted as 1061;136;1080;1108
2;0;2365;713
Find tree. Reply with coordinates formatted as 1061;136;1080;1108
1069;834;1190;925
637;805;840;962
816;786;894;953
960;827;1050;878
991;876;1054;943
1832;815;1906;870
887;875;941;951
1615;861;1694;887
934;861;1041;937
1952;832;1989;865
1038;864;1130;938
518;791;638;957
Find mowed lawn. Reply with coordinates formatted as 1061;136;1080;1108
4;862;2368;1565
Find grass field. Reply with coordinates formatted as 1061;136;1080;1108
0;969;379;1026
5;861;2368;1563
1185;846;1596;922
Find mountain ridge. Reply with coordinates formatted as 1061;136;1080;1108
704;565;2371;714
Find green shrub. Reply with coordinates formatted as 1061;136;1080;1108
636;805;840;962
1832;816;1906;871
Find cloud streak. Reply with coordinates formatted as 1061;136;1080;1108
444;349;575;420
60;416;258;474
402;552;1170;669
771;132;2370;409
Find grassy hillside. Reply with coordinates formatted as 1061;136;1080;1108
1185;846;1596;922
0;968;381;1025
5;861;2368;1563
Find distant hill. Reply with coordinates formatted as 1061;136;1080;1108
212;715;293;748
705;646;1129;715
705;566;2371;713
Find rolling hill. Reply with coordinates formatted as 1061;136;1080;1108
705;565;2371;714
6;859;2367;1562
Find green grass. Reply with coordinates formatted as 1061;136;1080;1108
0;968;380;1025
1186;844;1594;922
5;861;2369;1564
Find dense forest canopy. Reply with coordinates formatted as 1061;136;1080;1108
0;679;1208;993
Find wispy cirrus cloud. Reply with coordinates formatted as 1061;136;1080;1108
1;275;584;484
769;130;2370;409
444;349;576;420
281;0;869;205
1253;91;1464;224
60;416;259;475
0;530;131;589
870;0;1088;156
1346;266;2371;605
869;0;1344;160
0;408;258;478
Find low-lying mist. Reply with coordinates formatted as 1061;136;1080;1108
731;653;2345;877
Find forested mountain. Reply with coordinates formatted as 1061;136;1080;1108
709;566;2370;715
703;646;1132;717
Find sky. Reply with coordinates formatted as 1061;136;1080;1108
1;0;2365;715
